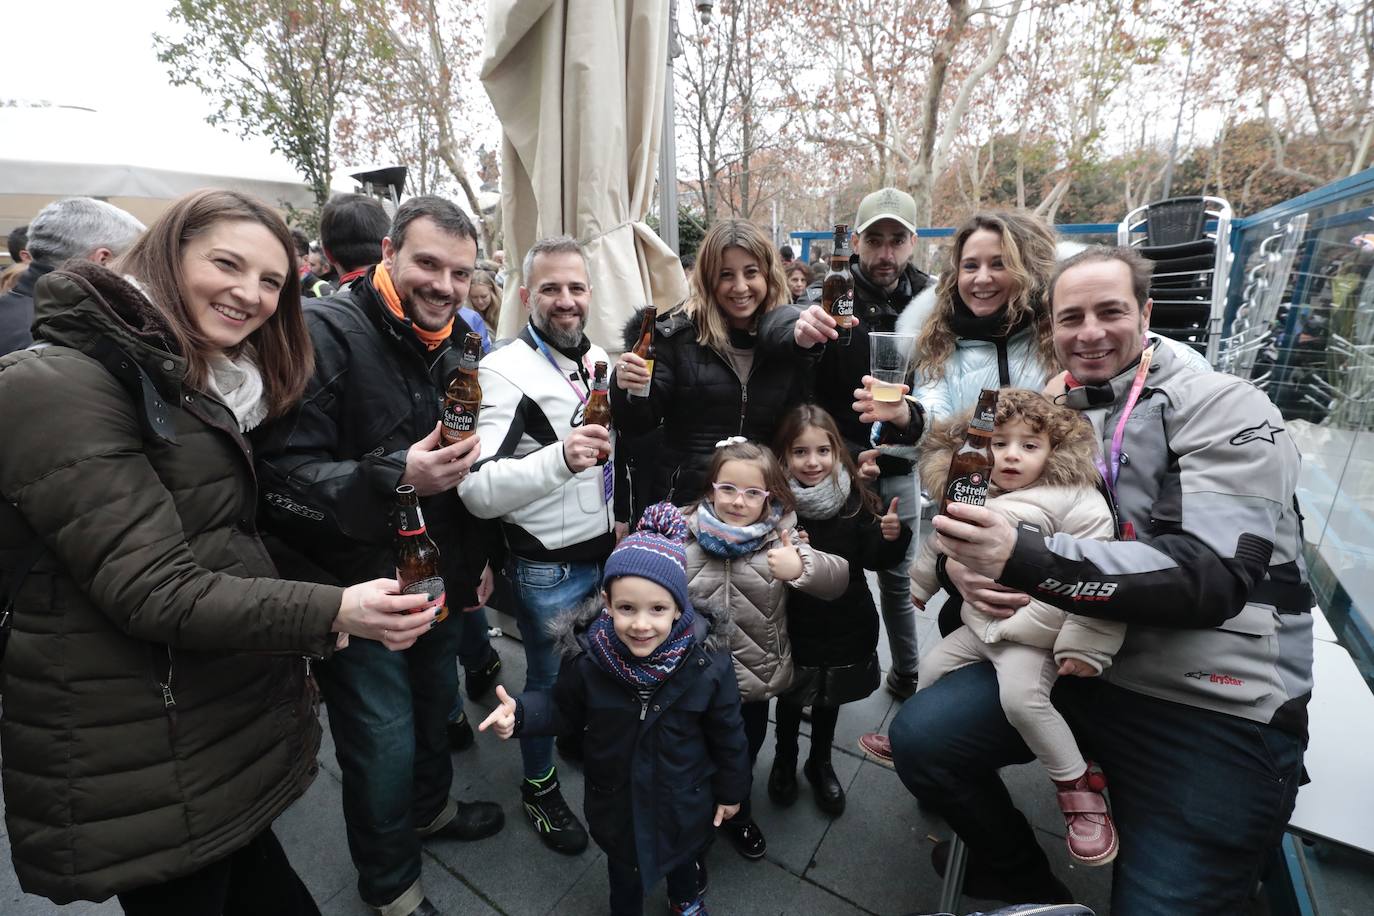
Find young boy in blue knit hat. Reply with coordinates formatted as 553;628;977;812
481;502;750;916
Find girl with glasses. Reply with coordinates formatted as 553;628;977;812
680;439;848;861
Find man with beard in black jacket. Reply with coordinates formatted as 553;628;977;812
254;196;504;916
764;187;934;699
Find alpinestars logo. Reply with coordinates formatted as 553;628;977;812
265;492;326;521
1230;419;1284;446
1185;671;1246;686
1035;578;1118;601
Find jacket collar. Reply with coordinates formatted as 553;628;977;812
11;260;53;300
1064;333;1176;409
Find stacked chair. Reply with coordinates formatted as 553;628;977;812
1117;196;1234;365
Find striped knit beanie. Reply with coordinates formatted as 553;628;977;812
603;502;693;615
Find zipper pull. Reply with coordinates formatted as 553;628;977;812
161;683;176;709
639;700;648;721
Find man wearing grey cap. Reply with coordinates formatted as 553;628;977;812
764;187;934;699
0;198;145;354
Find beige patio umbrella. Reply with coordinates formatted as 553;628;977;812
482;0;689;350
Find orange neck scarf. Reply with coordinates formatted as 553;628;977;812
373;262;453;351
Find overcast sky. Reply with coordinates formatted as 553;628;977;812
3;1;306;170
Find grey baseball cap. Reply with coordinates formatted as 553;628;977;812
855;187;918;235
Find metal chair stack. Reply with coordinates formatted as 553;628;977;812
1118;196;1233;365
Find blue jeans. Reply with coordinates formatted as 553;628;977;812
876;470;921;675
890;662;1303;915
447;605;493;723
317;615;461;909
507;556;602;779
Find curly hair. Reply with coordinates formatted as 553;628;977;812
684;219;788;351
912;210;1059;384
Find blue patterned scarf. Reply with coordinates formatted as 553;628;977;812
694;499;784;558
586;607;697;690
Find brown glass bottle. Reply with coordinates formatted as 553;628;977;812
629;308;656;398
582;360;613;465
938;388;998;517
394;484;447;622
823;223;855;345
440;332;483;446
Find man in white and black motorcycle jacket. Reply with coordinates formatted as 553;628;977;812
888;246;1312;915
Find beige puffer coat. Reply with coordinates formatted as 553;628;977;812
911;406;1125;673
684;508;849;702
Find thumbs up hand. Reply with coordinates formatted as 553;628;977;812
478;685;518;739
880;497;902;541
767;529;805;582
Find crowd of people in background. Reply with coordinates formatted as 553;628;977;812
0;184;1313;916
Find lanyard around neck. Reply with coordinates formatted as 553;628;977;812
528;324;591;406
1095;344;1154;496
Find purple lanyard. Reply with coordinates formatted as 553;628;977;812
528;325;591;405
1095;345;1154;497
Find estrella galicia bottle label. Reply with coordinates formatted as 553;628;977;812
443;405;477;437
944;471;989;508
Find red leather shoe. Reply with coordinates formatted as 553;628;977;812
857;733;894;768
1053;765;1118;866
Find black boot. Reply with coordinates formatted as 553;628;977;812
803;757;845;816
463;645;503;701
446;713;474;752
768;757;799;806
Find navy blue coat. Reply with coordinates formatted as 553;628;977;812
517;604;750;893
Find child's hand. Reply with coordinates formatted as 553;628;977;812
1057;659;1098;678
880;497;901;541
478;685;518;739
713;802;740;826
767;529;804;582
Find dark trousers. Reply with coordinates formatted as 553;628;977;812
736;699;770;818
118;829;317;916
775;700;840;763
319;615;462;908
606;856;700;915
889;662;1304;915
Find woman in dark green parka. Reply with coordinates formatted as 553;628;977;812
0;191;438;914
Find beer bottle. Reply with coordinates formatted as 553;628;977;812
938;388;998;517
394;484;447;623
582;360;613;466
629;308;656;398
440;332;483;446
822;224;855;346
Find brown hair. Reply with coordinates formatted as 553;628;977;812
912;210;1059;384
684;219;788;350
773;404;882;516
785;262;810;281
114;189;312;419
691;439;796;517
468;268;501;327
1049;245;1154;314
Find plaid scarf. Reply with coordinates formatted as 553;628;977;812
694;499;784;558
586;607;697;691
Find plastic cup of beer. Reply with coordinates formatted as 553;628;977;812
868;332;914;403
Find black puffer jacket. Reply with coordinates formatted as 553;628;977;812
0;264;342;903
609;307;809;505
762;259;933;475
517;601;750;892
253;269;499;605
789;489;912;667
612;307;663;525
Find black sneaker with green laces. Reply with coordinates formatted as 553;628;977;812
520;772;588;855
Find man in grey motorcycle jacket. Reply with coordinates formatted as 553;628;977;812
889;246;1312;915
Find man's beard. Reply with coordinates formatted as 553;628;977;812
534;309;587;349
403;290;457;332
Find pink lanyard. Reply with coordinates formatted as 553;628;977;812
1096;345;1154;497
